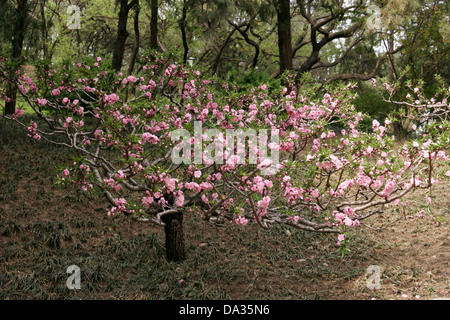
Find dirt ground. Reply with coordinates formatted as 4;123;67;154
0;119;448;300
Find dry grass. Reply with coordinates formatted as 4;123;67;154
0;117;448;300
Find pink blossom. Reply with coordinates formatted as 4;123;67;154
201;194;209;204
418;210;425;218
12;108;25;119
175;194;185;207
372;119;380;129
127;75;137;83
264;180;273;188
105;93;119;104
330;154;343;169
142;132;159;144
258;158;272;169
66;116;74;125
64;117;73;128
164;177;178;192
257;196;271;210
343;217;353;227
252;177;265;193
343;206;355;217
194;170;202;178
228;155;240;166
185;182;200;191
37;98;47;106
268;142;279;150
235;216;248;226
200;182;213;190
116;170;126;179
142;195;154;207
381;180;395;198
19;85;28;94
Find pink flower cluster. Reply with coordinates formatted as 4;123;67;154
3;53;448;249
27;121;41;140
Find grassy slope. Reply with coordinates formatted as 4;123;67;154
0;117;448;300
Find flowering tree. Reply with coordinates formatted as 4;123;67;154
372;76;450;134
1;53;449;261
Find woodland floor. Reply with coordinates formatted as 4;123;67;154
0;117;448;300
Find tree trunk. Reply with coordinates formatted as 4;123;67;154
179;0;189;64
127;1;140;76
297;47;320;76
4;0;28;115
276;0;292;75
150;0;158;50
40;0;48;60
161;211;186;262
112;0;136;71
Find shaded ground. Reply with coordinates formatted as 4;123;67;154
0;118;448;300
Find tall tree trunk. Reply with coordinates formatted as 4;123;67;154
161;211;186;262
125;2;140;102
150;0;158;50
127;1;140;76
112;0;138;71
276;0;292;75
179;0;189;64
4;0;28;115
40;0;48;60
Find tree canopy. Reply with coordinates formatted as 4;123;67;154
0;0;447;85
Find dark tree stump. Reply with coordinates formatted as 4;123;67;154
161;210;186;262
